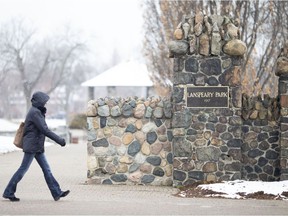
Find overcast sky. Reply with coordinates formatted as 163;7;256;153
0;0;144;67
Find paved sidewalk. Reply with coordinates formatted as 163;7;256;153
1;139;288;215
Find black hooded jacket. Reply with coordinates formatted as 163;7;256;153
22;91;66;153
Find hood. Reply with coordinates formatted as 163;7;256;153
31;91;50;108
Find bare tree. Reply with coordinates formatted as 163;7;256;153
141;0;197;95
0;18;86;117
142;0;288;96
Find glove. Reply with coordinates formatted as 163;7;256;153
60;139;66;147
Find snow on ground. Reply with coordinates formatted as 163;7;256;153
0;119;21;132
46;119;67;129
0;136;53;154
198;180;288;199
0;118;66;132
0;118;66;154
0;136;22;154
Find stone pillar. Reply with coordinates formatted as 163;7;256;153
276;43;288;180
168;13;246;186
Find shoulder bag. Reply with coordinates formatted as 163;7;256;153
13;122;25;149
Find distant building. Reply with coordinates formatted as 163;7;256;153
81;60;154;100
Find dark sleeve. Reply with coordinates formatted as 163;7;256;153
32;111;65;145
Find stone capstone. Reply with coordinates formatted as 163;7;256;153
174;28;183;40
223;39;247;56
211;30;222;55
168;40;189;55
276;57;288;76
199;33;210;56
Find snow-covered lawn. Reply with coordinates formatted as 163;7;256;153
0;136;54;154
0;119;21;132
0;118;65;154
0;136;22;154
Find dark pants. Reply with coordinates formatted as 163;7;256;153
3;152;62;199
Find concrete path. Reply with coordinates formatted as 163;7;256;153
1;138;288;215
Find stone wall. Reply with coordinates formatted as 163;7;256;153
242;94;280;181
85;12;288;185
85;94;284;185
86;97;174;185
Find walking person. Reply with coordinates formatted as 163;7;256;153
2;91;70;202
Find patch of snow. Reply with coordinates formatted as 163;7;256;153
45;119;66;129
199;180;288;199
0;118;66;154
0;119;20;132
0;136;21;154
0;118;66;132
0;136;54;155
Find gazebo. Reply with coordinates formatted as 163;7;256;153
81;60;154;99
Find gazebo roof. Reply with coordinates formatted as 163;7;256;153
81;61;153;87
